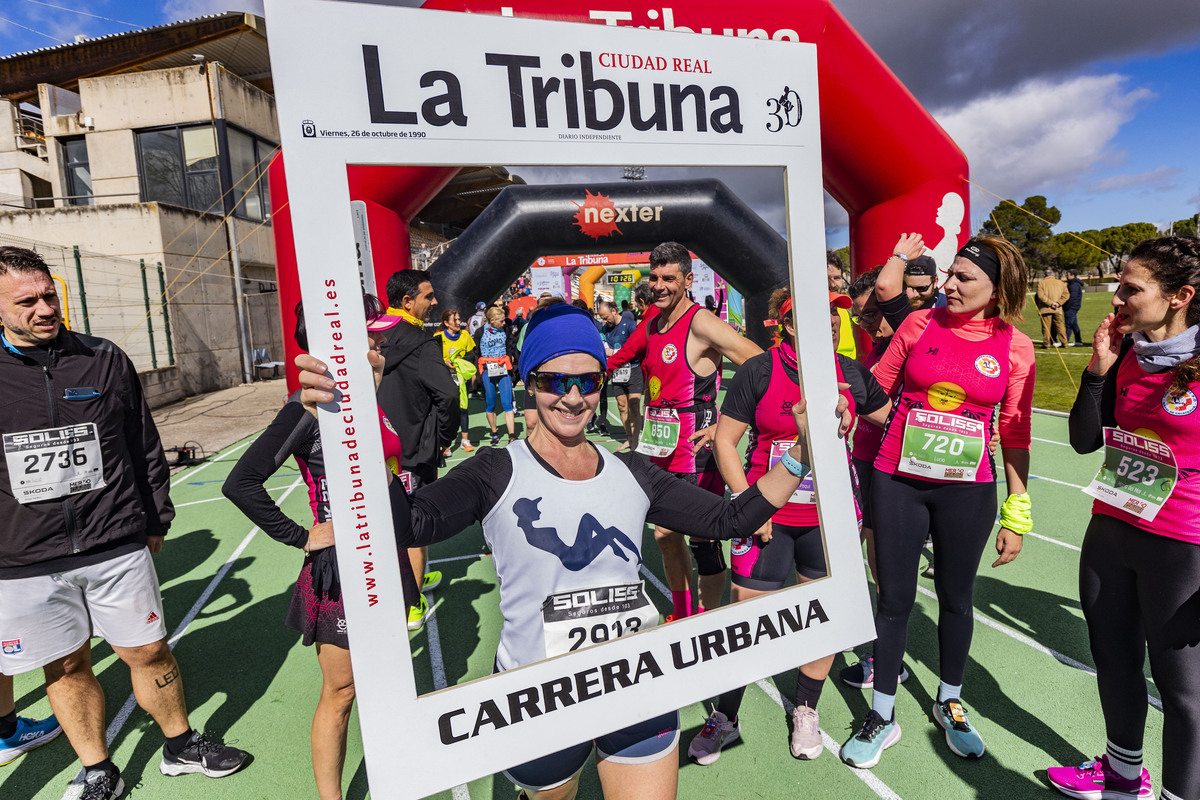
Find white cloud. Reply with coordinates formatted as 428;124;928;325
1088;166;1181;194
933;74;1152;206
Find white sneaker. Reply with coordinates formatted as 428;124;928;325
790;704;823;759
688;709;739;765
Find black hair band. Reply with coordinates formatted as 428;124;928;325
955;240;1000;285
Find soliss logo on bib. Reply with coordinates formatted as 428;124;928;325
1162;388;1198;416
661;343;679;364
974;355;1001;379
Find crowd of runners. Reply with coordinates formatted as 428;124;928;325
2;232;1199;800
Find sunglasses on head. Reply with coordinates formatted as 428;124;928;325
528;371;605;395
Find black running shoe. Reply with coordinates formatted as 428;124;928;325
159;731;248;778
79;770;124;800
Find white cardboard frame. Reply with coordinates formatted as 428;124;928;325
264;2;875;796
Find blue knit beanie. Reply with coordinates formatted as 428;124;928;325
518;304;607;383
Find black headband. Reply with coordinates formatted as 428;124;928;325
955;239;1001;285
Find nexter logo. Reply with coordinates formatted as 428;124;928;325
573;190;663;240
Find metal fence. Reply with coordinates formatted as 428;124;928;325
0;232;173;373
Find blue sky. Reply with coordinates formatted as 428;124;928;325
3;0;1199;246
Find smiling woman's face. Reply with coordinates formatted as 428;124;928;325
532;352;603;441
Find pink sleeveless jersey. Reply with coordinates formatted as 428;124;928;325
875;309;1013;483
1093;350;1200;545
851;345;886;463
744;347;855;527
643;303;721;473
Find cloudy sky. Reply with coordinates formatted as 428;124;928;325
3;0;1198;246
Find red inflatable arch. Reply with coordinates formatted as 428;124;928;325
270;0;968;385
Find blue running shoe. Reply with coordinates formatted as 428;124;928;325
0;714;63;765
933;699;985;758
840;710;901;769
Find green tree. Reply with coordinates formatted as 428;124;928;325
1169;214;1198;238
1054;229;1105;274
980;195;1062;272
1100;222;1160;273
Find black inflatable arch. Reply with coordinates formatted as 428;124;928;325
431;179;788;348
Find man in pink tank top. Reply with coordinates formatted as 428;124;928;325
639;242;762;619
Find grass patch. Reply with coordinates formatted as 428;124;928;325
1012;290;1114;412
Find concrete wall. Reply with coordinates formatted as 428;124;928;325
0;67;283;401
0;203;259;397
140;366;184;408
216;69;278;141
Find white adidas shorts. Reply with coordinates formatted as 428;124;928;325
0;548;167;675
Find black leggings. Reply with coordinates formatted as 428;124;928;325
870;469;997;697
459;407;470;438
1080;514;1200;799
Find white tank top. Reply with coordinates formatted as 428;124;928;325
483;440;655;671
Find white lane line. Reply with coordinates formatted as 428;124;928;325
1028;473;1088;490
914;584;1161;711
640;565;902;800
754;679;902;800
422;596;471;799
1032;436;1072;448
638;564;671;598
430;552;491;566
169;436;256;488
61;478;305;800
174;482;293;508
1026;531;1082;552
991;514;1082;553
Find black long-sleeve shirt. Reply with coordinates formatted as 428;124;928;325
395;446;778;549
1068;337;1132;454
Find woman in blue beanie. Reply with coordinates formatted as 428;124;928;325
297;303;828;800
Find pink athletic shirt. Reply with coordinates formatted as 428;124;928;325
851;345;886;463
872;308;1034;483
744;347;855;526
1094;350;1200;544
643;303;721;473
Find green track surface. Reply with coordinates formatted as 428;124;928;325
3;373;1163;800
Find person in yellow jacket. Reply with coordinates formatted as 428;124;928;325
827;250;857;359
435;309;477;453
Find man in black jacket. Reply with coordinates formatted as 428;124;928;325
0;247;246;799
1065;269;1086;346
380;268;457;630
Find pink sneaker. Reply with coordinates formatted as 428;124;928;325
1047;754;1152;799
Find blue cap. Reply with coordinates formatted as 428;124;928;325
476;301;487;310
518;304;607;383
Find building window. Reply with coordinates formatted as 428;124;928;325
227;127;274;222
136;124;220;212
61;137;93;207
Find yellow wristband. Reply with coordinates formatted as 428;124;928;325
999;493;1033;535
